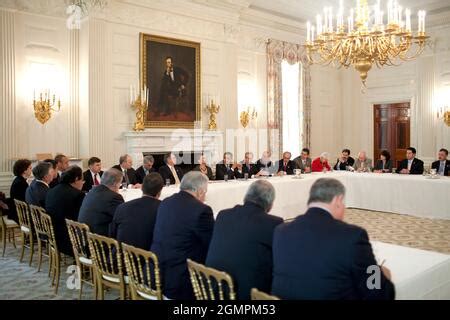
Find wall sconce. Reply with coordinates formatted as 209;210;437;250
240;107;258;128
33;90;61;124
437;105;450;127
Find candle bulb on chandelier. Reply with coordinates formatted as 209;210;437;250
405;9;411;32
316;14;323;35
387;0;392;24
328;7;333;32
307;21;311;42
311;25;316;42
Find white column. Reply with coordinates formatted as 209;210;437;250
416;56;436;165
0;9;16;194
68;29;80;157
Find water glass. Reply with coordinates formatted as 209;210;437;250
165;179;171;187
244;173;249;180
224;174;229;182
121;182;127;190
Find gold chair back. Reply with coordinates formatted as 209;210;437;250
122;243;162;300
87;232;127;299
187;259;236;300
40;211;62;294
66;219;91;262
251;288;280;300
29;205;47;240
15;200;33;234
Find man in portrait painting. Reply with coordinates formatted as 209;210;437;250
157;56;190;118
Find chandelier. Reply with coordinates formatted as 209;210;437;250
66;0;108;16
304;0;430;87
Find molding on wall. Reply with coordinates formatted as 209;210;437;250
0;10;16;174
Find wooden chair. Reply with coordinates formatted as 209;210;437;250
66;219;95;300
251;288;280;300
0;207;19;256
187;259;236;300
122;243;162;300
14;200;35;265
29;205;50;273
87;232;128;300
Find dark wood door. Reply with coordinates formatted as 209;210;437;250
374;103;410;168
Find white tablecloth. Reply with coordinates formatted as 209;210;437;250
372;241;450;299
120;172;450;220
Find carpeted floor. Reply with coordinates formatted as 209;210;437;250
1;208;449;300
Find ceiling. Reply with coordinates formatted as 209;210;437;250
247;0;450;26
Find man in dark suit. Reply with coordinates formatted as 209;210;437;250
206;180;283;300
112;154;139;188
49;154;70;188
110;173;163;250
272;178;395;300
25;162;55;208
157;56;190;116
240;152;258;177
151;172;214;300
78;169;124;236
215;152;241;180
46;166;85;256
396;147;424;175
82;157;104;192
333;149;355;171
432;148;450;176
135;155;156;184
293;148;312;173
277;151;295;175
158;152;184;185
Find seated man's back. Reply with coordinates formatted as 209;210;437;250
151;172;214;300
206;202;282;299
272;207;395;300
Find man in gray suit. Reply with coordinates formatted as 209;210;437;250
353;151;373;172
293;148;312;173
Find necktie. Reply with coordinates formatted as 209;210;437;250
124;169;130;185
439;161;445;175
284;162;287;171
170;166;181;184
94;174;99;186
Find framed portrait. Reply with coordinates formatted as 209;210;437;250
140;33;201;128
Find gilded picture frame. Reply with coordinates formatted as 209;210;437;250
140;33;201;128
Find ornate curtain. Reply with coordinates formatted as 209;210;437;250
267;39;311;158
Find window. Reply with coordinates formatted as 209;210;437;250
281;61;302;157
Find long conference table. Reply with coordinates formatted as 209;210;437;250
119;172;450;300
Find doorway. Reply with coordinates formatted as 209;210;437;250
373;102;411;168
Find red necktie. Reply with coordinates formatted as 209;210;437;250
94;174;99;185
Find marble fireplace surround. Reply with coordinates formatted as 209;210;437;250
124;129;224;169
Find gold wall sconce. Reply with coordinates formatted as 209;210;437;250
130;85;149;131
205;99;220;130
240;107;258;128
437;106;450;126
33;90;61;124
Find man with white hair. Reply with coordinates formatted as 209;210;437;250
353;151;373;172
311;152;331;172
272;178;395;300
112;154;140;188
151;171;214;300
206;180;283;299
255;151;277;176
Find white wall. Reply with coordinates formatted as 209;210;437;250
0;0;306;194
339;25;450;165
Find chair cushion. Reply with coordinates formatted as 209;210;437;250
136;290;170;300
4;218;19;228
79;257;92;266
102;274;129;284
20;226;30;233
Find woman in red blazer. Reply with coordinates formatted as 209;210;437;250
311;153;331;172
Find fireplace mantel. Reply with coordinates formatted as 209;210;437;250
124;129;224;167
